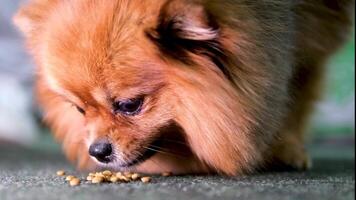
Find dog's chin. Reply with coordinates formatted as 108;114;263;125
92;148;213;175
91;123;200;174
93;150;213;175
91;138;163;171
93;154;159;173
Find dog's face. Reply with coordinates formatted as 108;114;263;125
15;0;217;172
15;0;294;175
29;0;191;169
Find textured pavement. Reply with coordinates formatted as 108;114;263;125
0;137;354;200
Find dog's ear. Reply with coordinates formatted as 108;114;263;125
153;0;219;41
147;0;232;78
13;0;51;38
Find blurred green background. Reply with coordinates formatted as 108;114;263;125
312;31;355;136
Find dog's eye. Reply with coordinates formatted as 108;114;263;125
75;105;85;115
113;98;144;116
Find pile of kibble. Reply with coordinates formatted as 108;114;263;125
56;170;171;186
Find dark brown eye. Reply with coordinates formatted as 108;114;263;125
113;98;144;116
75;105;85;115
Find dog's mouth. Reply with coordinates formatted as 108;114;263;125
103;121;190;168
118;138;163;168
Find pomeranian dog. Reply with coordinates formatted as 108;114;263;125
14;0;353;175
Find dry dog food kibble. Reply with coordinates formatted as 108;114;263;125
56;170;65;176
119;176;130;182
131;173;140;180
141;177;151;183
57;170;170;186
69;178;81;186
110;176;119;183
102;170;112;176
65;175;75;181
86;175;93;181
92;176;104;184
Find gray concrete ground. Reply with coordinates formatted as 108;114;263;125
0;137;354;200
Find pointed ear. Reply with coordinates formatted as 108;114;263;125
147;0;233;79
13;0;50;38
158;0;219;40
148;0;219;45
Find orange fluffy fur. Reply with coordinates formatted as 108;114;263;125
14;0;354;175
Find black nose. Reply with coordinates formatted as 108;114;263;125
89;142;113;163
